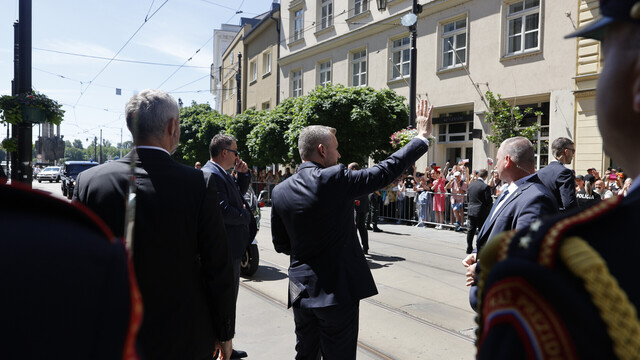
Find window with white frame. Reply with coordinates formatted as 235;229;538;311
354;0;368;15
250;61;257;82
506;0;541;55
391;36;410;79
319;60;332;87
293;8;304;41
291;70;303;98
351;50;367;87
437;122;473;143
441;17;467;69
230;52;234;64
263;51;271;75
320;0;333;30
519;102;550;169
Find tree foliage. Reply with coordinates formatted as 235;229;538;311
483;91;542;146
174;102;228;165
175;84;410;167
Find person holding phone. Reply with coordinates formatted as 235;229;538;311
202;134;255;360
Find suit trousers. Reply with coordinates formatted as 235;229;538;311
293;302;360;360
466;215;487;251
355;211;369;252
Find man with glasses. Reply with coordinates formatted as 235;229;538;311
202;133;255;359
536;137;578;211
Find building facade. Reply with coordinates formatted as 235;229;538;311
212;24;242;112
219;3;281;116
569;0;611;175
278;0;578;172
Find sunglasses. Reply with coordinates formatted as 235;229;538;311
224;148;239;156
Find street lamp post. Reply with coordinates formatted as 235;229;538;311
401;0;423;127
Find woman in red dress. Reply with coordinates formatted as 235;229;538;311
431;169;446;229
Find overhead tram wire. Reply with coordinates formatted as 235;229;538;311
156;36;212;89
168;74;210;94
72;0;169;107
32;48;208;68
156;0;255;90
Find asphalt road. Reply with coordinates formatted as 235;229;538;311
235;206;477;360
31;179;478;359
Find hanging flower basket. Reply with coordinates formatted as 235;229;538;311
0;91;64;126
390;127;418;149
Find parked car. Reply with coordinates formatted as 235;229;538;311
61;161;99;199
36;166;62;183
240;186;264;277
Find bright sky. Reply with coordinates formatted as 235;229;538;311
0;0;272;148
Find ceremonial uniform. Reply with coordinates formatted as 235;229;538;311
476;192;640;358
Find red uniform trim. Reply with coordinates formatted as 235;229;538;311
538;196;622;268
480;277;579;360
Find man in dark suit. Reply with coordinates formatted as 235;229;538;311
74;89;236;360
476;2;640;357
465;169;493;254
536;137;578;211
271;99;433;359
462;137;557;309
202;133;255;359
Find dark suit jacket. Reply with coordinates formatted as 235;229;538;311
537;160;577;211
466;178;493;219
74;148;235;360
476;174;558;252
201;161;253;260
271;138;429;308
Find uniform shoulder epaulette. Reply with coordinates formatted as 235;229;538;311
477;196;640;359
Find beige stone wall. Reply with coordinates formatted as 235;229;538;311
245;17;280;111
571;0;608;175
279;0;578;171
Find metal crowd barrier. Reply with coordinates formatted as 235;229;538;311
377;189;469;230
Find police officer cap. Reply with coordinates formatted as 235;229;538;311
584;174;597;183
565;0;640;40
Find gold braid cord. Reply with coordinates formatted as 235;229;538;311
560;236;640;359
475;230;516;341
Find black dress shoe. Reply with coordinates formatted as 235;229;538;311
366;226;373;230
373;227;383;232
466;247;473;254
231;349;248;359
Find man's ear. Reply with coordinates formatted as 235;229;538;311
317;143;326;158
503;155;512;168
166;118;177;136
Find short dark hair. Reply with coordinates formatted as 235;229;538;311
478;169;489;179
551;137;574;159
209;134;236;158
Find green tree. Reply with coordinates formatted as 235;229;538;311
64;140;86;161
72;139;84;149
281;84;409;165
484;91;542;146
173;102;228;166
226;109;263;166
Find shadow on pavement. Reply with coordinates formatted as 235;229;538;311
242;265;288;282
366;254;406;270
